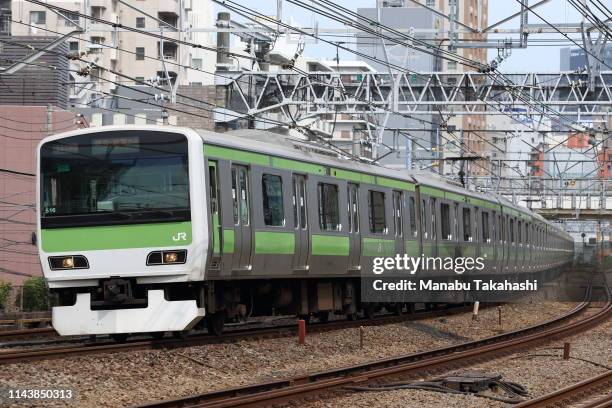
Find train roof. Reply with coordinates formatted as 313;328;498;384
196;128;562;229
39;125;569;239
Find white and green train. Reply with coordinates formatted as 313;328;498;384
37;126;574;338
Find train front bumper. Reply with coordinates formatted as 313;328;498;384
51;289;205;335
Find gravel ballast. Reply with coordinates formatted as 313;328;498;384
0;300;585;407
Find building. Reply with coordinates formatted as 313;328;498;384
0;36;72;109
9;0;216;108
354;0;489;172
560;45;612;71
0;105;78;285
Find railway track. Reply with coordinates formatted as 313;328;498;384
0;304;472;364
132;284;610;408
0;327;57;341
514;371;612;408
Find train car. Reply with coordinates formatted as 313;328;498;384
36;126;574;338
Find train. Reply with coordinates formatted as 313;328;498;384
36;125;574;339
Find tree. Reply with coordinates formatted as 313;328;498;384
0;281;11;311
20;277;48;311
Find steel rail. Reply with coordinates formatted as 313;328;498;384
514;371;612;408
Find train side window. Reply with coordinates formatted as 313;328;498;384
231;167;239;225
368;190;387;234
454;203;459;241
293;177;308;229
318;183;340;231
262;174;284;227
393;191;403;237
430;198;437;241
481;212;490;243
462;207;472;242
208;163;219;214
421;199;428;239
408;197;417;238
441;203;451;240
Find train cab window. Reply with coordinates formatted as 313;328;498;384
318;183;340;231
481;212;490;243
368;190;386;234
408;197;417;238
262;174;284;227
441;203;451;240
393;191;402;237
462;208;472;242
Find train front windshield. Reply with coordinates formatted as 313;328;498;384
40;131;190;228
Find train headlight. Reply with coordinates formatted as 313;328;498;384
164;252;178;263
147;250;187;265
62;257;74;268
48;255;89;270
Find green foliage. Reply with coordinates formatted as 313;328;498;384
0;281;11;311
20;277;49;311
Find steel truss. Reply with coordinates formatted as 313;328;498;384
216;70;612;127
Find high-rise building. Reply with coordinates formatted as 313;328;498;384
354;0;489;174
9;0;216;105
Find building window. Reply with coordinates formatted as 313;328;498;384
463;207;472;241
441;203;451;240
134;76;144;84
426;0;436;6
63;11;80;27
30;11;46;25
91;6;104;19
262;174;284;227
136;17;145;28
192;58;202;70
136;47;145;60
318;183;340;231
368;191;386;234
69;41;79;52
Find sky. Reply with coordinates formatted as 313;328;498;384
214;0;589;72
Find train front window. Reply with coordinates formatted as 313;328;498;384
40;131;190;228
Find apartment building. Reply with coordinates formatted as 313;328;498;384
9;0;215;106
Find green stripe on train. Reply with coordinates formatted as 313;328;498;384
223;229;235;253
272;157;326;175
311;234;349;256
41;222;192;252
331;168;375;184
254;231;295;254
205;145;269;166
362;237;395;257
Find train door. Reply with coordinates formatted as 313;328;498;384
231;164;252;270
347;183;361;270
292;174;309;270
429;197;438;258
392;191;405;258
